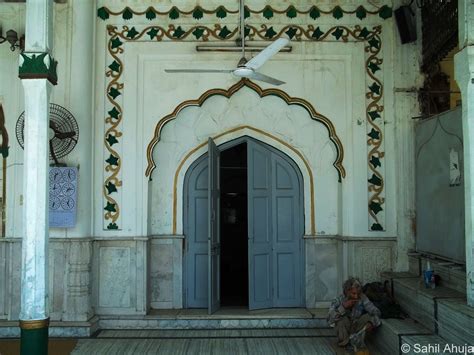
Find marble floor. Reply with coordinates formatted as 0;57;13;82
72;328;340;355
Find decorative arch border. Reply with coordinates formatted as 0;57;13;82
145;78;345;181
171;125;316;235
101;19;386;232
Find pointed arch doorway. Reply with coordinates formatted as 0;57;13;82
183;136;304;313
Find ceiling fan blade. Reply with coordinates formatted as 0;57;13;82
248;71;285;86
245;37;290;70
164;69;233;73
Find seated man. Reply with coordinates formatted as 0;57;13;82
327;277;381;349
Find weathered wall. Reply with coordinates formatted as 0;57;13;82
0;0;423;322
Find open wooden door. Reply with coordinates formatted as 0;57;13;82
208;138;221;314
247;140;273;310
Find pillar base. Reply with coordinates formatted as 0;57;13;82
20;318;49;355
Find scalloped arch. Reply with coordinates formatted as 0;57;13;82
145;78;345;180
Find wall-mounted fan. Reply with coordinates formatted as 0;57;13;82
16;103;79;165
164;0;289;86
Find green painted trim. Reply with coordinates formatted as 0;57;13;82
18;52;58;85
20;326;48;355
103;23;386;231
97;5;392;21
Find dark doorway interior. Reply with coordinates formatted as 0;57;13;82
220;143;248;307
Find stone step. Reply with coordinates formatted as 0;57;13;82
437;298;474;345
96;328;336;339
368;318;431;355
392;277;464;332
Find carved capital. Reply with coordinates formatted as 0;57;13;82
18;52;58;85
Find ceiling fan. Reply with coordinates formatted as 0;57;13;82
164;0;289;86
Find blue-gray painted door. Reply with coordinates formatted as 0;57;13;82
248;139;303;309
184;159;209;308
208;138;221;314
185;137;303;310
248;141;273;309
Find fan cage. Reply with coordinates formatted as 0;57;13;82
15;103;79;162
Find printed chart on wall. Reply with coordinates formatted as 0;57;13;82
49;167;78;228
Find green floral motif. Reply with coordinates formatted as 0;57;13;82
265;27;277;39
0;147;9;159
263;6;273;20
332;6;344;19
145;8;156;20
312;27;324;39
192;27;205;40
218;26;231;39
368;110;381;121
368;38;380;49
370;156;381;168
108;61;120;73
169;7;179;20
309;6;320;20
122;7;133;20
359;27;370;39
108;107;120;120
285;28;298;39
368;128;380;140
368;174;382;186
106;154;119;166
369;83;381;95
111;38;123;49
97;7;110;20
371;223;383;231
379;5;393;19
216;6;227;18
106;134;119;146
356;6;367;20
147;28;159;39
369;201;383;214
105;181;118;194
104;202;117;213
108;88;121;100
244;6;250;19
193;7;204;20
286;6;297;18
331;28;344;40
126;27;139;39
368;62;381;74
173;26;185;38
107;222;119;230
19;52;58;85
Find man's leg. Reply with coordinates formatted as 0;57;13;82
351;313;372;333
335;316;351;346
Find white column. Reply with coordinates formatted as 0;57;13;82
19;80;51;320
19;0;54;324
455;0;474;307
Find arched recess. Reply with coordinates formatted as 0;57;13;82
145;79;345;180
173;126;315;235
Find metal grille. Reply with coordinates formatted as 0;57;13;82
421;0;458;74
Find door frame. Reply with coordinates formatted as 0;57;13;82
183;136;305;308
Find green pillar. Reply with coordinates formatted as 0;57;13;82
20;319;49;355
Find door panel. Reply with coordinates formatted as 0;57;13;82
208;138;220;314
248;141;273;310
271;154;302;307
185;162;209;308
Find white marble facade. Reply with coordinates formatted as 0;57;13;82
0;0;422;333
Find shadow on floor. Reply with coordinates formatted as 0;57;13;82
0;338;78;355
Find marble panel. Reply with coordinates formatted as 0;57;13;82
49;245;66;320
305;238;338;307
98;247;131;308
150;241;173;303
